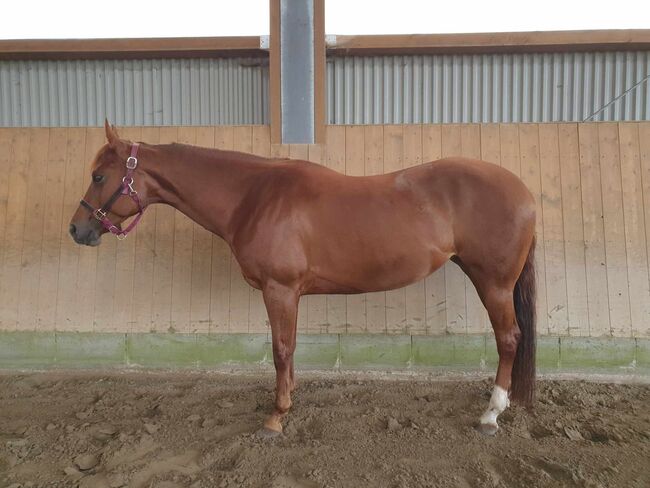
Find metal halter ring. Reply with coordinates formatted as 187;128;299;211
109;225;127;240
122;176;137;195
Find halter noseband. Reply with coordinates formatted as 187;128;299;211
80;143;146;240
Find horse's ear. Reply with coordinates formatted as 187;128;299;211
104;118;120;148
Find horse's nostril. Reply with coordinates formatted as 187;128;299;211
69;223;77;237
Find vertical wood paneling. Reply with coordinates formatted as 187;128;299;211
422;125;446;335
618;123;650;338
2;124;649;341
441;125;466;334
558;124;589;335
38;129;68;331
638;123;650;337
363;125;387;333
499;124;520;176
17;129;50;330
0;129;14;329
579;124;611;336
344;126;367;333
539;124;569;335
0;129;28;330
383;125;407;333
324;125;347;333
480;124;501;165
598;124;632;336
271;143;290;160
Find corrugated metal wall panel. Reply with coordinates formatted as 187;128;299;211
326;51;650;124
0;58;269;127
2;51;649;126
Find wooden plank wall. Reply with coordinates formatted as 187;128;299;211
0;123;649;338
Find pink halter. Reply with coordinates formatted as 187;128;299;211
80;143;146;240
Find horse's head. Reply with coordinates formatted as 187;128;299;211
69;120;147;246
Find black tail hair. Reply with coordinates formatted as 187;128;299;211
510;237;537;406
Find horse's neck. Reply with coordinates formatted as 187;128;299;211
145;144;263;242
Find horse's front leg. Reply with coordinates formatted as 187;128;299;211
259;281;299;436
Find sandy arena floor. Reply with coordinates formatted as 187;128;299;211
0;370;649;488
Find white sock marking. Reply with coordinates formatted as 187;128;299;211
479;385;509;427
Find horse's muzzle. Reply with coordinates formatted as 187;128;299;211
69;223;102;247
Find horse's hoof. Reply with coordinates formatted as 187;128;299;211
263;414;284;434
256;427;282;439
476;422;498;436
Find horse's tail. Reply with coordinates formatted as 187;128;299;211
510;236;537;406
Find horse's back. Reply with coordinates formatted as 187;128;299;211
254;156;535;249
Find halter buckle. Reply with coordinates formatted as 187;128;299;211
93;209;107;221
126;156;138;170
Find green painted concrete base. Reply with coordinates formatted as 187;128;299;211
0;331;647;374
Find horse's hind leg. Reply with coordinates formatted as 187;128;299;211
453;250;528;435
258;281;299;437
477;286;520;435
459;236;536;435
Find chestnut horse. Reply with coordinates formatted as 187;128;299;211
69;121;536;437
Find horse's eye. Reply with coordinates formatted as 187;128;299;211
92;174;105;184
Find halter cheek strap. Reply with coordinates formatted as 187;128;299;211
80;143;146;240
